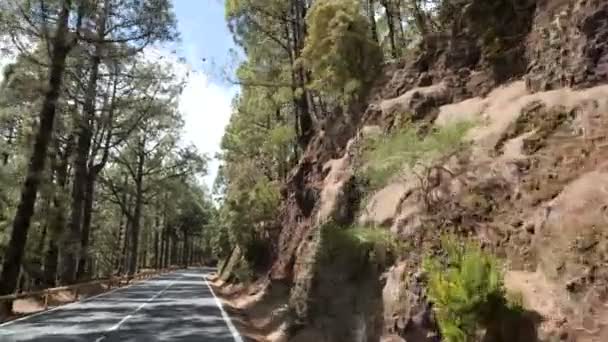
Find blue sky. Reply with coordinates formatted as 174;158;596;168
173;0;235;73
172;0;238;190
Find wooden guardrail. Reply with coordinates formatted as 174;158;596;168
0;267;178;314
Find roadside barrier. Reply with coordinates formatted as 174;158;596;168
0;267;178;316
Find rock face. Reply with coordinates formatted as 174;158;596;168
532;170;608;340
383;263;439;342
271;111;359;282
264;1;608;341
526;0;608;91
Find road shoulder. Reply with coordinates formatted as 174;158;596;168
207;275;290;342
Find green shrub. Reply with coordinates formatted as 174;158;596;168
358;121;472;190
319;223;399;266
423;237;506;342
301;0;383;104
347;226;394;246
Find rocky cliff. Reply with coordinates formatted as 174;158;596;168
261;0;608;341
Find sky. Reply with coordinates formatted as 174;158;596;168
172;0;237;190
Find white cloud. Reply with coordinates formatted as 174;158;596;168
178;70;235;190
141;46;236;190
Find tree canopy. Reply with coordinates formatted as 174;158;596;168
213;0;442;278
0;0;214;315
0;0;446;314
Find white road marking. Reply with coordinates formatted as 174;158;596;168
93;275;181;342
0;274;167;328
108;314;134;331
2;270;239;342
203;274;244;342
110;278;177;331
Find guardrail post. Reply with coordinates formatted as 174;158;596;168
74;287;79;302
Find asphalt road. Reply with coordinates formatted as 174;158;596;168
0;268;243;342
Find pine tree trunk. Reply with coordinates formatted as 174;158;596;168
65;0;108;282
116;176;130;274
63;66;101;283
163;228;170;268
44;240;60;287
381;0;398;58
171;234;177;266
290;0;313;148
159;227;166;268
160;200;167;268
182;232;189;267
16;269;24;293
121;219;131;275
112;208;124;273
141;232;148;269
153;212;160;269
76;173;95;280
411;0;428;36
169;233;174;266
396;0;406;43
128;148;145;275
153;230;160;269
189;239;196;266
34;222;48;288
368;0;379;43
44;140;71;287
0;3;72;314
62;132;89;283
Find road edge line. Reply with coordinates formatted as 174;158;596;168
203;275;244;342
0;272;172;328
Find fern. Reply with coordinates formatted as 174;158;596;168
424;237;506;342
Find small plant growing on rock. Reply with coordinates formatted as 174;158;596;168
319;223;399;266
423;237;507;342
347;225;395;247
358;121;472;190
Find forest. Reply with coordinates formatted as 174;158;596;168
0;0;216;315
0;0;452;321
213;0;442;279
5;0;603;340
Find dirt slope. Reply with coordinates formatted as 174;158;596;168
227;1;608;341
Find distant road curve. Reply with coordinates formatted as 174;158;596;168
0;268;243;342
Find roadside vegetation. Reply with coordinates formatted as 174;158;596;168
213;0;387;279
0;0;213;316
301;0;383;105
424;237;525;342
0;0;510;334
357;120;473;191
319;223;399;261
